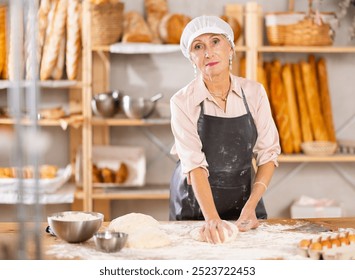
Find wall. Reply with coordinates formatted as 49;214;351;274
0;0;354;222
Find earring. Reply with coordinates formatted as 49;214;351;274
229;55;233;71
193;64;197;78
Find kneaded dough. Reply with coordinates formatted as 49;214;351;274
108;212;171;249
190;221;239;243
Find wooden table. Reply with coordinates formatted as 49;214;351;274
1;217;354;260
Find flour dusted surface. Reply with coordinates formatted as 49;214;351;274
46;221;335;260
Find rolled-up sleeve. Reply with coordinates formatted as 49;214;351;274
170;95;208;175
252;84;281;167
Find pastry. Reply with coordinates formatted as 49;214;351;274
292;63;313;142
122;11;153;43
66;0;81;80
317;58;336;142
40;0;67;80
220;15;242;43
282;63;302;153
40;165;58;179
101;167;114;183
92;164;102;183
159;13;191;44
115;162;129;184
300;61;328;141
144;0;168;43
270;60;293;154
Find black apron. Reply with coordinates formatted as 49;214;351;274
169;88;267;221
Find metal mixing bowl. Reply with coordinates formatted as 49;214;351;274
94;230;128;253
91;91;121;118
122;93;163;119
47;211;104;243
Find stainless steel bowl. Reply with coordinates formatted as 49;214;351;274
47;211;104;243
94;230;128;253
122;93;163;119
91;91;121;118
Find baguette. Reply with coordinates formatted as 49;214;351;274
0;5;6;78
122;11;153;43
40;0;67;80
270;60;293;154
66;0;81;80
37;0;52;71
292;63;313;142
282;63;302;153
317;58;336;142
300;61;328;141
239;56;246;78
144;0;168;43
51;35;65;80
257;62;269;99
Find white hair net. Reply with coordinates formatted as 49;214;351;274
180;15;235;59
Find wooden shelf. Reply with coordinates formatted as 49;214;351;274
0;115;84;126
74;184;169;200
278;154;355;163
0;80;83;90
91;117;170;126
257;46;355;53
92;43;248;54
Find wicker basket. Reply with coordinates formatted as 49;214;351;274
301;141;337;156
265;0;336;46
91;2;124;46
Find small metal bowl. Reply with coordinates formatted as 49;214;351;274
94;230;128;253
91;91;121;118
122;93;163;119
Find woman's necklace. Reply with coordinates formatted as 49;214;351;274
210;91;229;102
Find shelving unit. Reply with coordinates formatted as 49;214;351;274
74;1;355;219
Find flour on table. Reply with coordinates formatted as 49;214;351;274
190;220;239;243
108;212;171;249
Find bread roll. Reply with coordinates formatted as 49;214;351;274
282;63;302;153
159;13;191;44
300;61;328;141
292;63;313;142
270;60;293;154
317;58;336;142
66;0;81;80
40;0;67;80
40;165;58;179
220;15;242;43
122;11;153;43
144;0;168;43
115;162;129;184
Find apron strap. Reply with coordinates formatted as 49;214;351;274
240;87;251;114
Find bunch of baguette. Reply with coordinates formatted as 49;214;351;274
33;0;82;81
258;55;336;154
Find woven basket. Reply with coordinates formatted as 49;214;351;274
91;2;124;46
265;0;336;46
301;141;337;156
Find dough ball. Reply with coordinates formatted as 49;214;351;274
108;213;159;234
190;221;239;243
127;226;171;249
108;213;171;249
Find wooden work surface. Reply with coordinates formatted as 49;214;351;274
0;217;354;260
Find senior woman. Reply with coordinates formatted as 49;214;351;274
169;15;280;243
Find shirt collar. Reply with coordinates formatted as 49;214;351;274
192;74;243;106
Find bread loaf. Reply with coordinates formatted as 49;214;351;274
317;58;336;143
159;13;190;44
270;60;293;154
66;0;81;80
220;15;241;43
300;61;328;141
144;0;168;43
40;0;67;80
292;63;313;142
282;63;302;153
122;11;153;43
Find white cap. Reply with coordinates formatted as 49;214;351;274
180;15;235;59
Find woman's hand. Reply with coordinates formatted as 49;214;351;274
199;219;233;244
236;206;259;232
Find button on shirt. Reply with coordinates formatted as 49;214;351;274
170;74;281;176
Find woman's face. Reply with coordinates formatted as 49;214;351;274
189;33;233;79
